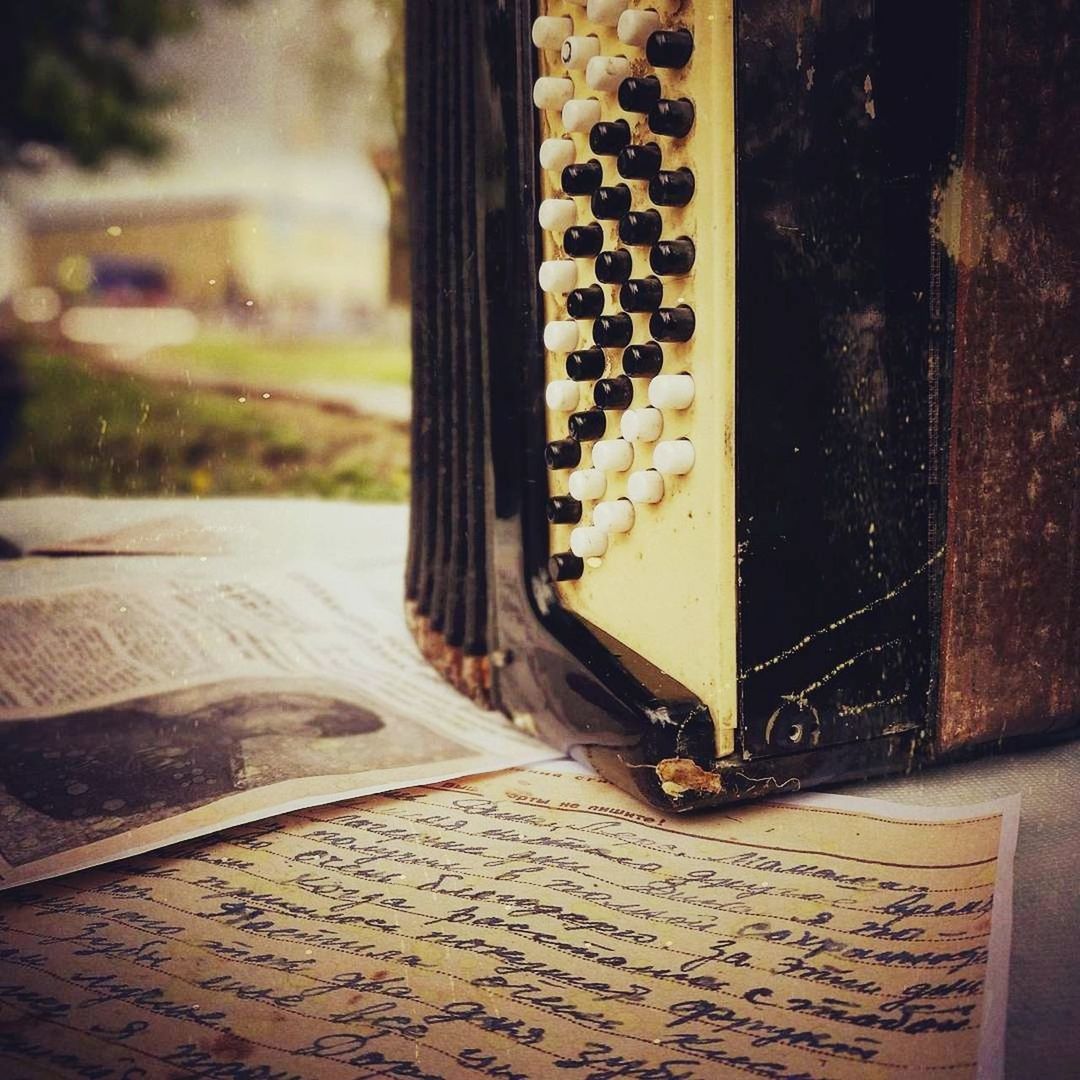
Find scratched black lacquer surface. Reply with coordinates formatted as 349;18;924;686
732;1;965;756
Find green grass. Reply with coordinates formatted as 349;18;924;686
148;332;411;389
0;348;409;501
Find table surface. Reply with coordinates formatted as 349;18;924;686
1;495;1077;1077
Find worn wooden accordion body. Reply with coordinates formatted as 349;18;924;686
404;0;1078;810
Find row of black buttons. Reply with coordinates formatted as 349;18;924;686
563;339;668;384
617;77;695;137
545;402;631;466
591;92;691;151
645;28;694;71
598;243;680;282
579;306;695;348
567;275;672;317
565;163;696;208
579;237;694;278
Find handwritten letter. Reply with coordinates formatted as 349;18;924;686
0;769;1016;1079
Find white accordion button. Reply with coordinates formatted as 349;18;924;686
538;198;577;231
562;98;602;132
532;15;573;50
594;498;635;533
539;260;578;294
544;320;580;352
570;525;609;558
620;406;664;442
628;469;665;504
591;438;634;472
587;0;629;27
585;55;631;93
648;373;695;410
540;137;576;172
654;438;696;475
561;35;601;70
533;77;574;112
545;380;581;412
617;9;661;47
569;468;607;501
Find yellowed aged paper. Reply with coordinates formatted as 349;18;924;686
0;768;1017;1079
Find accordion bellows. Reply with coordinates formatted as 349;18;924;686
404;0;1079;810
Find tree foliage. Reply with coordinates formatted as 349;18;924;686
1;0;247;169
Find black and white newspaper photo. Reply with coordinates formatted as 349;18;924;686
0;551;557;889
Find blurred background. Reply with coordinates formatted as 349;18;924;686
0;0;409;502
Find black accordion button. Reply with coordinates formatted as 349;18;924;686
545;438;582;470
648;98;695;138
593;313;634;348
566;347;606;380
549;552;585;582
592;184;632;219
623;341;664;377
620;276;664;312
618;75;661;114
618;210;663;246
649;167;695;207
546;495;583;525
650;304;696;342
650;237;696;276
567;284;605;319
595;248;633;284
593;375;634;410
646;29;694;69
562;159;604;196
617;143;663;181
564;222;605;257
569;409;607;440
589;119;631;156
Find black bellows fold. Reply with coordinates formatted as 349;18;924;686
404;1;489;663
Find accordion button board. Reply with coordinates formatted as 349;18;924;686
533;0;738;756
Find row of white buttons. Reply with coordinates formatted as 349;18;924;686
533;63;627;113
543;320;578;350
574;436;694;485
532;7;661;50
546;374;696;412
538;198;576;231
567;452;690;558
540;138;577;172
539;259;577;294
570;495;636;558
532;5;653;111
567;437;693;504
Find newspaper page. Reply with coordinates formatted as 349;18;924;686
0;559;559;889
0;767;1018;1079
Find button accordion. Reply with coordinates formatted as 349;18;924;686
403;0;1079;809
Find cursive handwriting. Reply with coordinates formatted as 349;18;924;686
0;771;1010;1080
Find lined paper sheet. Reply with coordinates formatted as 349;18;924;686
0;768;1017;1079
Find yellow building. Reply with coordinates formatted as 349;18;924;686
25;156;391;330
